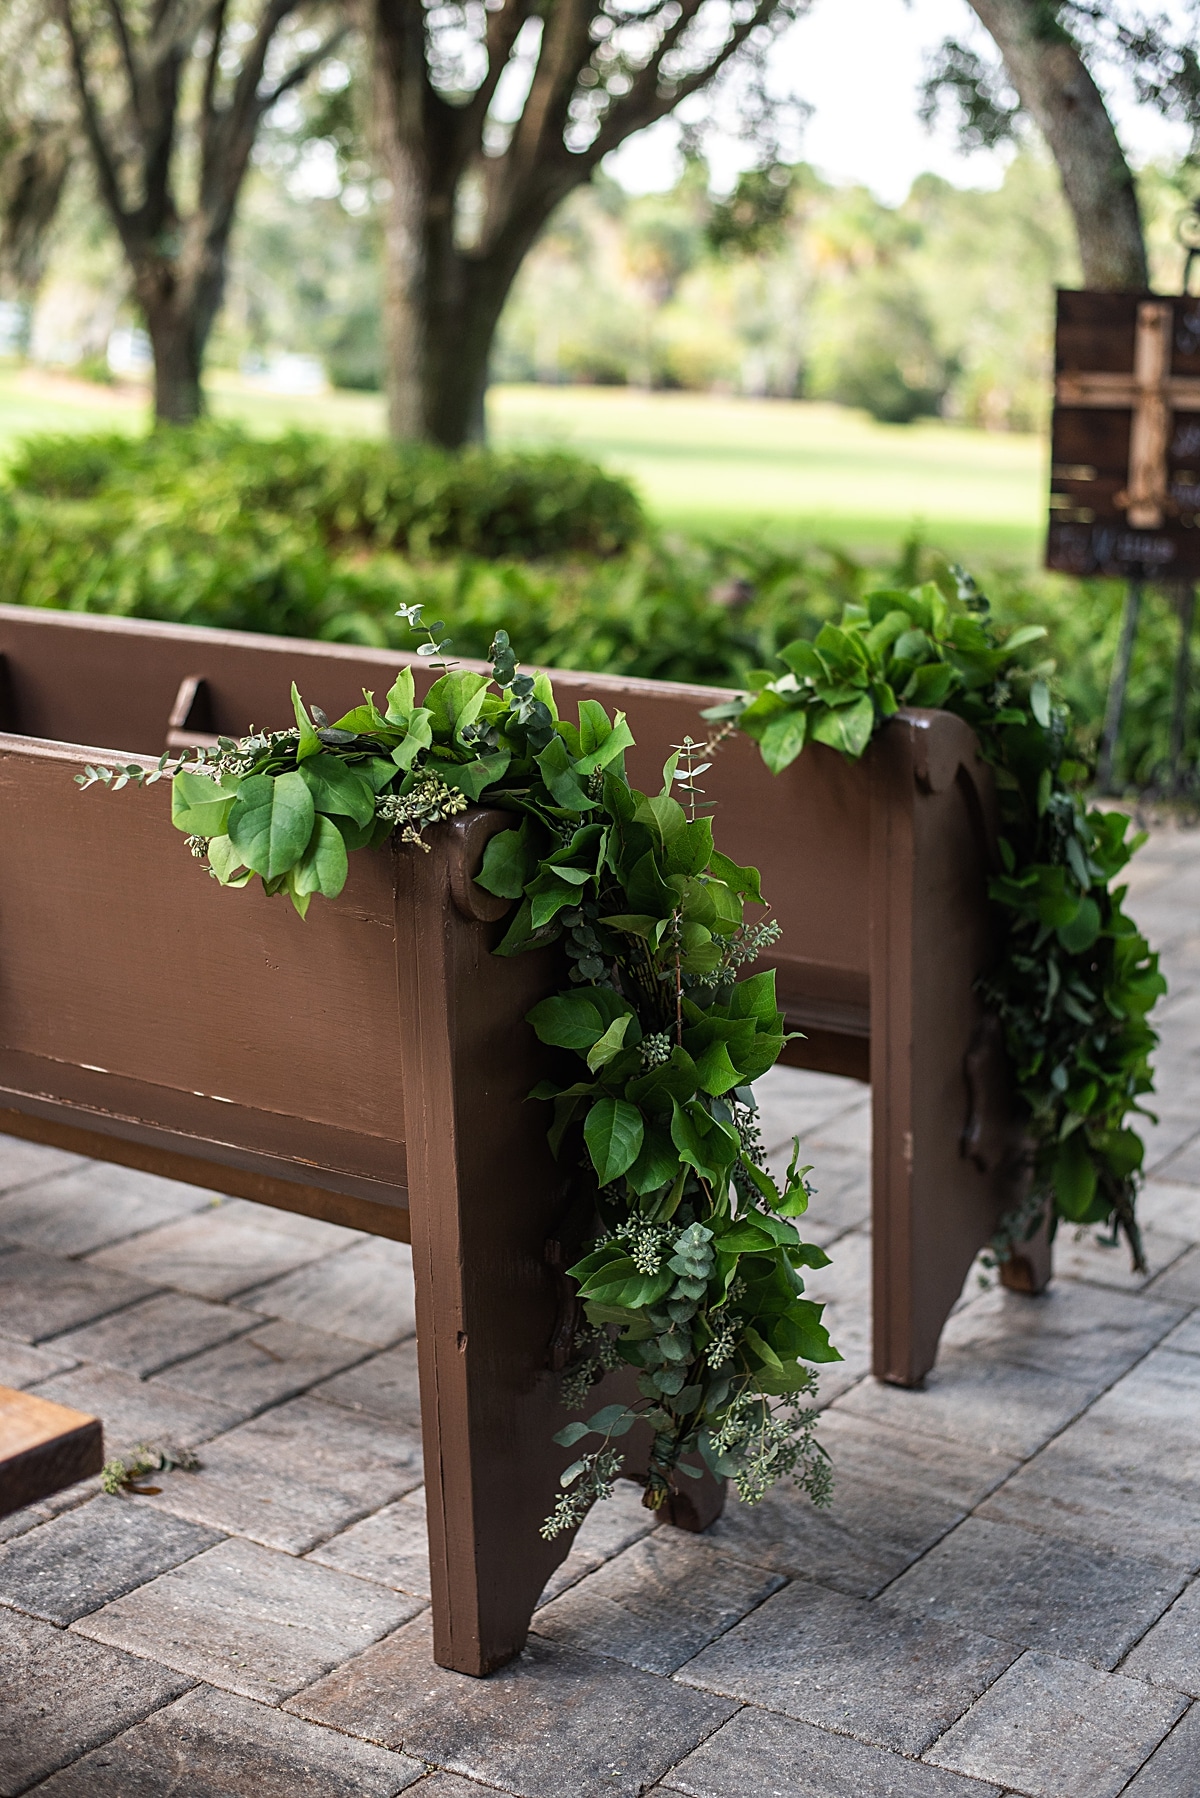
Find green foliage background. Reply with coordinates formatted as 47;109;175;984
1;424;1196;793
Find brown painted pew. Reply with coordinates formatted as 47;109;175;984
0;1387;103;1517
0;606;1041;1671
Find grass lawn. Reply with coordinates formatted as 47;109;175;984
0;365;1047;567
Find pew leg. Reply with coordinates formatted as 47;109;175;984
999;1210;1053;1294
395;818;601;1676
869;723;1025;1389
662;1472;727;1531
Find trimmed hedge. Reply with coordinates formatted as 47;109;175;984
0;424;1196;790
4;424;644;560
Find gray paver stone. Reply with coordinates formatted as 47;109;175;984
939;1280;1183;1383
926;1649;1187;1798
313;1339;422;1428
702;1467;968;1599
834;1351;1099;1459
149;1317;369;1411
1147;1245;1200;1305
1053;1224;1192;1292
537;1478;659;1606
307;1488;430;1598
0;1249;152;1343
0;1164;214;1258
978;1440;1200;1567
888;1515;1188;1668
0;1494;220;1625
214;1197;364;1251
28;1364;245;1456
289;1612;737;1798
0;1502;53;1546
676;1579;1016;1756
53;1293;257;1377
242;1238;417;1346
88;1209;334;1300
1162;1311;1200;1355
0;1339;78;1387
1050;1350;1200;1481
144;1394;423;1553
804;1098;872;1155
1138;1180;1200;1239
0;1606;190;1795
74;1534;418;1704
0;1133;83;1192
751;1065;865;1151
30;1684;425;1797
765;1146;869;1247
1121;1702;1200;1795
533;1531;783;1674
1124;1577;1200;1695
661;1705;1002;1798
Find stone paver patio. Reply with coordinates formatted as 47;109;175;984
1;822;1199;1796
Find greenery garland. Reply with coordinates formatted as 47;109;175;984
79;613;840;1529
707;570;1165;1269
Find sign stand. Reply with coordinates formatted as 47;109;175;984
1170;579;1195;790
1048;212;1200;790
1097;571;1144;793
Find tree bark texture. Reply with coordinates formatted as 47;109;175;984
55;0;344;426
368;0;790;447
967;0;1147;289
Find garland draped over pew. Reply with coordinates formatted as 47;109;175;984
79;565;1166;1524
706;571;1164;1270
80;621;839;1529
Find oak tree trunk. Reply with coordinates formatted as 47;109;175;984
134;247;227;426
968;0;1147;289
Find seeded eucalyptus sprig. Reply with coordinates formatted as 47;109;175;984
77;611;841;1531
710;570;1164;1270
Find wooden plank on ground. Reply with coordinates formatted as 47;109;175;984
0;1385;103;1518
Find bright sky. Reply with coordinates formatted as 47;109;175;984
603;0;1194;202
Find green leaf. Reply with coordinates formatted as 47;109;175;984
392;708;433;770
424;670;490;741
171;769;240;837
291;683;322;761
587;1014;633;1073
1053;1132;1099;1222
759;709;808;774
227;771;315;880
1058;897;1101;954
384;667;416;724
476;825;531;900
693;1039;742;1096
299;755;376;828
1005;624;1048;654
206;834;251;887
535;734;595;811
441;751;512;803
584;1097;644;1183
292;813;349;901
625;1126;681;1195
527;993;605;1050
810;693;875;759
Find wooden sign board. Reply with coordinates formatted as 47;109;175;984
1047;288;1200;578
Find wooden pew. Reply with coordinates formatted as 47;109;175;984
0;1386;102;1517
0;605;1041;1669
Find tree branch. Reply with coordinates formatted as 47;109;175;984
101;0;144;130
459;0;535;151
259;23;350;110
587;0;781;165
503;0;594;188
52;0;131;234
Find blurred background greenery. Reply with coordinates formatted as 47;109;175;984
4;126;1200;795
